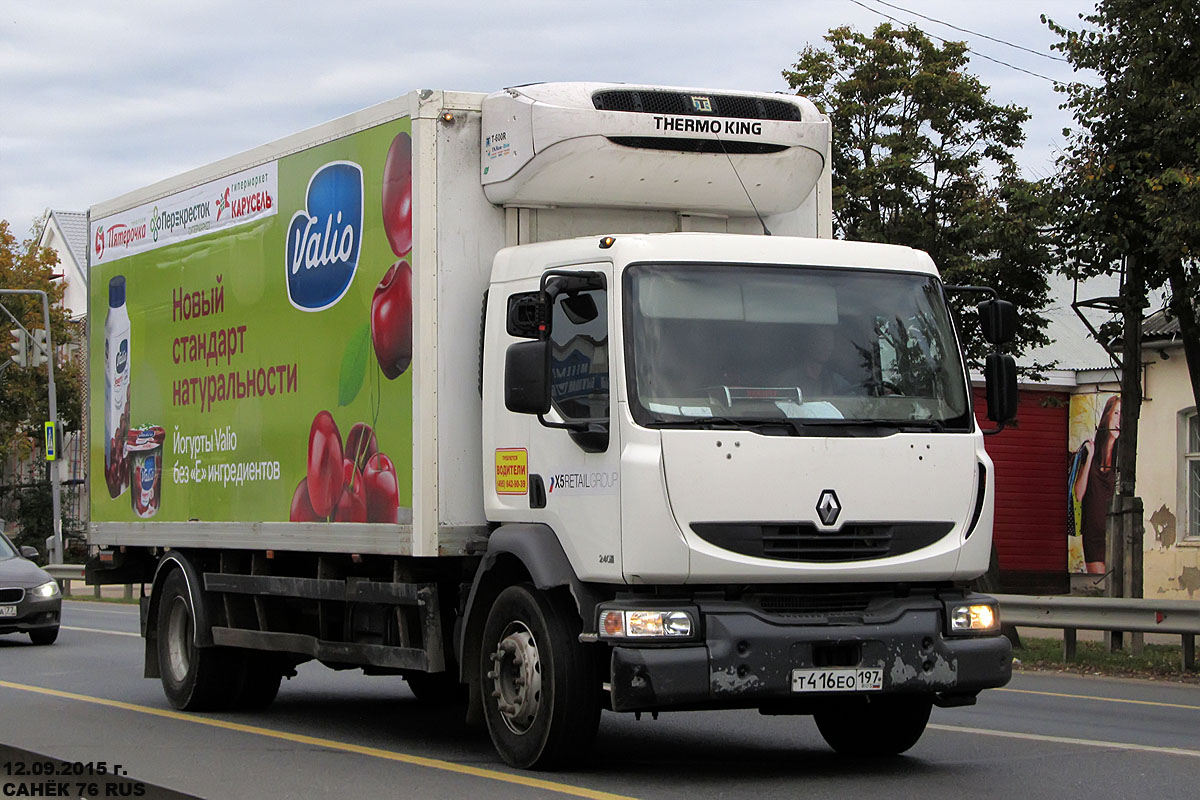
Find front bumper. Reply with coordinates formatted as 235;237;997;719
607;594;1011;712
0;592;62;636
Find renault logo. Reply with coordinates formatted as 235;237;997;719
816;489;842;526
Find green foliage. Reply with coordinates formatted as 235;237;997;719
1047;0;1200;412
0;216;84;463
1046;1;1200;270
783;24;1054;363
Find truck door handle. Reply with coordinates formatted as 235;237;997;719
529;474;547;509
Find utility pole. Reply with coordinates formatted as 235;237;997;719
1108;254;1145;653
0;289;62;564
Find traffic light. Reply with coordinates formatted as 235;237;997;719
31;328;49;367
9;329;27;367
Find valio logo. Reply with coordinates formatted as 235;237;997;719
285;161;363;312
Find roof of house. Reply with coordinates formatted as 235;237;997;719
47;210;88;269
1020;273;1119;372
1143;306;1183;342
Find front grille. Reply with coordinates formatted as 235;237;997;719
756;592;874;615
605;137;788;155
593;90;803;121
0;588;26;603
690;522;954;563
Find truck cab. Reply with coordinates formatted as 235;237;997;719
474;230;1012;762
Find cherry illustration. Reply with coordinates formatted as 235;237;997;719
363;453;400;523
333;459;367;522
345;422;378;473
371;261;413;380
307;410;344;517
381;132;413;258
289;478;320;522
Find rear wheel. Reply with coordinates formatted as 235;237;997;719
480;584;600;769
29;626;59;646
234;653;284;710
157;569;243;711
814;696;932;756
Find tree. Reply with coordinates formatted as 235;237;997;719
0;217;83;465
783;24;1054;363
1046;1;1200;496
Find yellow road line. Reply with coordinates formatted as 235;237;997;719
0;680;637;800
61;625;140;637
997;687;1200;711
928;723;1200;758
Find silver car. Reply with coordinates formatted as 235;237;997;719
0;532;62;645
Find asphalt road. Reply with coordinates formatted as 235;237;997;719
2;600;1199;800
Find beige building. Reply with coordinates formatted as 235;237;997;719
1138;310;1200;599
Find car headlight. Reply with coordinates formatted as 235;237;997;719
31;580;61;599
599;609;694;638
948;602;998;633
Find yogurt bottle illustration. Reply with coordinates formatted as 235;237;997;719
127;426;165;518
104;275;132;498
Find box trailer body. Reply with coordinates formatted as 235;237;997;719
86;83;1012;768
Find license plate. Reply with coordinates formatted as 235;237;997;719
792;668;883;692
0;605;16;617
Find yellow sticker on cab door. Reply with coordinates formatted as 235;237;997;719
495;448;528;495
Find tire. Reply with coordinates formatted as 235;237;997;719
814;696;932;756
29;626;59;646
234;653;284;710
156;569;244;711
479;584;601;769
405;671;467;706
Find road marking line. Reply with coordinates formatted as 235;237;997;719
0;680;637;800
928;723;1200;758
997;687;1200;711
61;626;140;638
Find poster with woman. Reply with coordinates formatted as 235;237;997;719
1067;393;1121;574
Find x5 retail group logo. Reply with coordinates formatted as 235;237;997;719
286;161;364;312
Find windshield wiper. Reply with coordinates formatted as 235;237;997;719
648;416;794;434
788;418;947;432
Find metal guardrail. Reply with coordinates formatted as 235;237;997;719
43;563;85;581
44;563;134;601
995;593;1199;670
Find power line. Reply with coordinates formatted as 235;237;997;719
847;0;1066;85
865;0;1068;61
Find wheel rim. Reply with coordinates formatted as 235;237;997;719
487;621;543;735
165;596;193;683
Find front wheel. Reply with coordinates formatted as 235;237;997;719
814;696;932;756
29;626;59;646
480;585;600;769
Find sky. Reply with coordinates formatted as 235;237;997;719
0;0;1100;240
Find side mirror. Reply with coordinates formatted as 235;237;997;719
977;299;1016;346
20;546;39;561
984;353;1018;424
560;293;599;325
505;340;550;414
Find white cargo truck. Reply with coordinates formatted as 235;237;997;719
86;82;1016;768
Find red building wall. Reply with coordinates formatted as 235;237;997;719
974;387;1070;594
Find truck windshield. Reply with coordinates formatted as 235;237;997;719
623;263;971;432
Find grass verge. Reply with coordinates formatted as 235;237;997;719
1014;635;1200;683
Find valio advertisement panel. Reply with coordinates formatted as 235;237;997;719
88;119;415;526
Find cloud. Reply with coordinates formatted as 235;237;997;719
1;0;1096;229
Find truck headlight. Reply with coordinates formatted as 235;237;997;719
948;603;998;633
599;609;694;638
32;580;61;599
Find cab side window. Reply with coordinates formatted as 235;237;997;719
549;288;609;423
